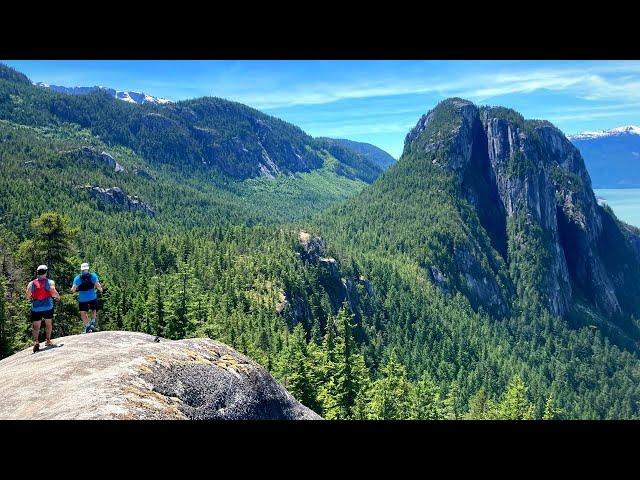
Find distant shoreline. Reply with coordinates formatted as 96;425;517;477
593;188;640;228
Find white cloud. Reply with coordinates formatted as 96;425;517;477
305;120;417;138
548;108;640;123
210;62;640;111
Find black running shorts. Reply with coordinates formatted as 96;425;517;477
31;308;54;322
78;299;99;312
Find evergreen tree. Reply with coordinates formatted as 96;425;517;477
304;339;327;414
493;375;535;420
317;304;370;419
369;351;410;419
17;212;78;285
0;274;7;357
164;263;197;339
465;387;489;420
336;304;358;417
543;391;560;420
147;276;166;337
443;381;461;420
14;212;79;337
410;374;445;420
317;310;342;419
283;324;317;411
352;353;373;420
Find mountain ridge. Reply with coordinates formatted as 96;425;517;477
321;137;396;170
0;63;381;183
568;125;640;141
33;82;173;105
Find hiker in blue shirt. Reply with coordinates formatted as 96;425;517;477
70;262;103;333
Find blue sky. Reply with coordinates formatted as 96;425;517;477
4;60;640;158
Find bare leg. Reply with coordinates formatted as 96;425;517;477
90;309;97;326
80;311;89;331
44;318;53;345
32;320;41;345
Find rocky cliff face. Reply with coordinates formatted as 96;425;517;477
63;146;125;172
81;186;155;216
404;98;640;323
0;331;321;420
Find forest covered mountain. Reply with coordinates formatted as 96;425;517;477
321;99;640;326
2;64;640;419
314;98;640;417
321;138;396;170
1;64;381;183
0;63;382;226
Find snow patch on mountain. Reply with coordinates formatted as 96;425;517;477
34;82;172;105
568;125;640;141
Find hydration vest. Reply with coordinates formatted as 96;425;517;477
31;278;52;301
78;272;95;291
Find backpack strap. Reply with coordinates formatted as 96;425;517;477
78;273;96;291
33;278;50;289
31;278;52;299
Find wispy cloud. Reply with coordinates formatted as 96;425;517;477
16;60;640;114
305;120;418;138
207;62;640;111
549;108;640;124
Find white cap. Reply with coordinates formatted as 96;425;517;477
37;264;48;272
81;262;90;271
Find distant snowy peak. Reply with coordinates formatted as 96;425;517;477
113;90;172;105
569;125;640;141
33;82;172;105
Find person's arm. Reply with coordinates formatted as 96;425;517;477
94;281;103;293
49;281;61;301
70;283;77;293
25;281;33;300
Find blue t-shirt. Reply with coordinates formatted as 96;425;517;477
73;273;99;302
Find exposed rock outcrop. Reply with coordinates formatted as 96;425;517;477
133;167;155;180
297;231;341;283
81;186;155;216
0;331;321;420
63;146;125;172
298;230;326;260
291;231;374;317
